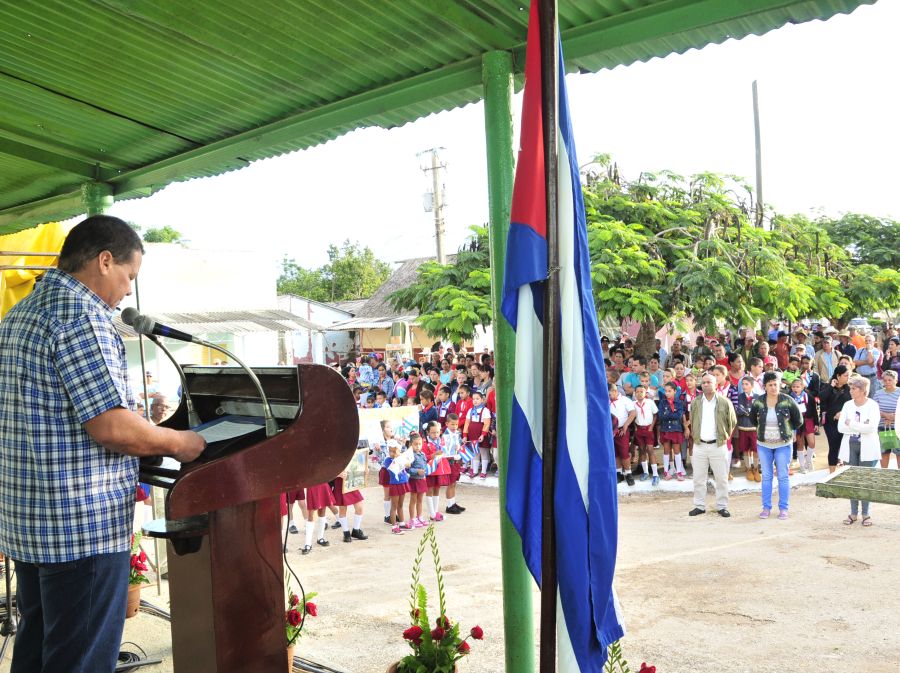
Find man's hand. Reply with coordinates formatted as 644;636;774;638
171;431;206;463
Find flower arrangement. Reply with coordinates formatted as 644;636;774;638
129;533;150;586
397;525;482;673
285;573;317;647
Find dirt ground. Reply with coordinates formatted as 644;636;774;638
2;480;897;673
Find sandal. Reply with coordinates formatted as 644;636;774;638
861;516;873;527
843;515;857;525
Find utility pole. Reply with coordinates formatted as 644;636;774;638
419;148;447;264
752;80;766;229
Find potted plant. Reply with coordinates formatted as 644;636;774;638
389;526;482;673
604;640;656;673
285;573;317;672
126;532;150;618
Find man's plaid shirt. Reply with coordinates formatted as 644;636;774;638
0;269;137;563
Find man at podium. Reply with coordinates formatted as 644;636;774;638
0;215;205;673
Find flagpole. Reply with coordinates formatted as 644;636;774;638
538;1;559;672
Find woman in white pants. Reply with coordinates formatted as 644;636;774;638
837;376;882;526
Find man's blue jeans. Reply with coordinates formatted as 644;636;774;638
758;443;791;511
12;551;130;673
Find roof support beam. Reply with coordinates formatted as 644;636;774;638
0;137;114;180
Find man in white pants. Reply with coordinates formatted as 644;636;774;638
688;373;738;518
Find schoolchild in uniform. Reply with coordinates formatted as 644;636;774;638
790;377;819;473
441;413;466;514
423;421;451;521
382;440;410;535
658;382;689;481
436;386;456;431
332;473;368;543
281;489;305;548
375;419;398;524
406;433;428;528
609;383;636;486
301;481;336;555
419;388;438;431
455;384;474;427
462;389;492;479
633;385;659;484
736;376;761;482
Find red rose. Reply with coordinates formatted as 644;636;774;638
436;615;451;629
457;641;471;655
139;550;147;562
403;625;423;645
470;625;484;640
638;664;656;673
305;602;318;617
430;627;445;641
289;594;300;607
286;609;302;627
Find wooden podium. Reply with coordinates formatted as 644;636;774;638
142;364;358;673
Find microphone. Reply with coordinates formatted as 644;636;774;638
132;313;201;345
122;308;202;428
126;310;279;438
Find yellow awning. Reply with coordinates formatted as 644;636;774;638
0;221;72;317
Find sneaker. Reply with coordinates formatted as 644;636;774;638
404;521;415;530
343;531;352;543
759;509;771;519
777;510;789;520
433;512;444;522
413;518;425;528
640;473;649;482
391;526;403;535
418;516;429;527
625;473;635;487
384;515;391;525
301;545;312;555
663;471;673;481
351;528;368;540
617;472;625;483
651;476;660;486
445;504;462;514
479;473;487;479
330;521;342;529
732;459;741;468
288;524;299;534
454;503;466;512
676;472;685;482
316;538;329;547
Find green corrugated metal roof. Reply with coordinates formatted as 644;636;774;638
0;0;874;232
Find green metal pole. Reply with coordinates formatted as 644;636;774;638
482;50;536;673
81;181;114;215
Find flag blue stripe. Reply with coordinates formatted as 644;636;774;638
505;396;544;585
501;222;547;329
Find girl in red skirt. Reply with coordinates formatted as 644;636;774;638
462;390;492;479
382;442;410;534
423;421;450;521
280;488;306;543
406;433;428;527
376;420;395;524
332;474;367;543
301;482;335;555
657;382;689;481
735;376;760;482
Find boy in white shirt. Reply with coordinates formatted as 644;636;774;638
609;384;636;486
633;385;660;485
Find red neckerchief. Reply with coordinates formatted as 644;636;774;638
667;398;676;413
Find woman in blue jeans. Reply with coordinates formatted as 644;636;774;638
749;372;803;519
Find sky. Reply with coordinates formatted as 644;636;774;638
106;1;900;271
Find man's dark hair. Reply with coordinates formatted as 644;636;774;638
58;215;144;273
762;372;779;386
633;356;647;367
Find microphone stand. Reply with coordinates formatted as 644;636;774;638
196;340;279;438
145;334;202;429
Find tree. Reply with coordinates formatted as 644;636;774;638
819;213;900;269
389;226;493;344
278;240;391;303
142;225;182;243
386;158;899;354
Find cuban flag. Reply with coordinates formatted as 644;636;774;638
501;1;625;669
458;441;479;464
424;456;441;476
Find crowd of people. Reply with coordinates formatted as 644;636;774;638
279;347;499;554
605;324;900;523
